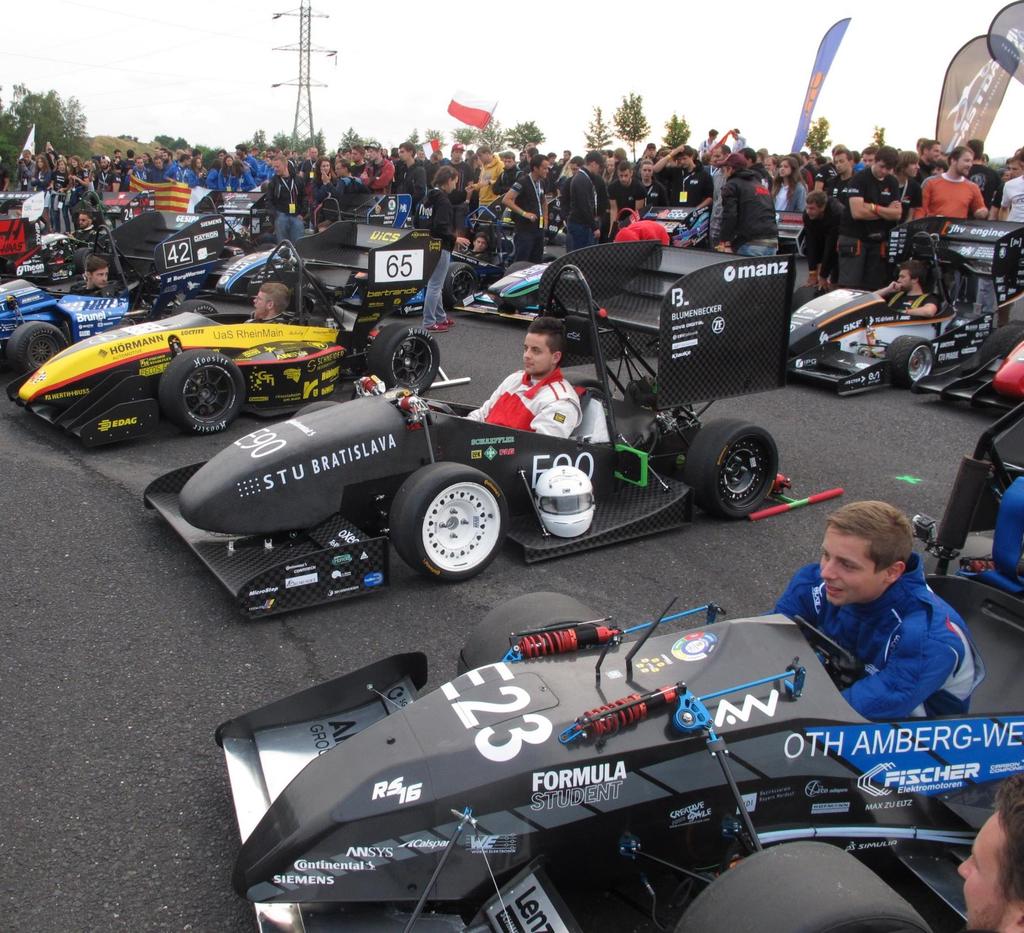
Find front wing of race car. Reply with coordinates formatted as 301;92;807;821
144;463;390;617
789;347;891;395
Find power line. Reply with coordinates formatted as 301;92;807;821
271;1;336;143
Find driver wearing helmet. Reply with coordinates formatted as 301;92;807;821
773;501;984;721
467;316;581;438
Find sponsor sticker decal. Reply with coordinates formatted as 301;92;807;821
671;631;718;663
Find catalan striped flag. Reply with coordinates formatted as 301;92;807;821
129;176;192;214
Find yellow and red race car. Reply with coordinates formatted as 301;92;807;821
7;301;439;446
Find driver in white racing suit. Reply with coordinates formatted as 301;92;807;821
467;316;581;438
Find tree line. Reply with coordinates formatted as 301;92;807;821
0;83;721;168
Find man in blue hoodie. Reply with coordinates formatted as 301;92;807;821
774;500;984;721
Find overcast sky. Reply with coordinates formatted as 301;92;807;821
4;0;1022;158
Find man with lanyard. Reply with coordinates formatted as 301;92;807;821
467;316;581;438
874;260;940;317
679;147;713;209
265;155;306;244
565;151;605;251
503;154;551;263
837;145;902;291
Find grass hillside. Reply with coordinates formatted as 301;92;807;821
88;135;162;156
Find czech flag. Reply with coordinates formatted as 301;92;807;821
129;176;192;214
447;93;497;129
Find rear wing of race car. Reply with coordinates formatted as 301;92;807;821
314;193;413;230
537;241;793;410
888;217;1024;305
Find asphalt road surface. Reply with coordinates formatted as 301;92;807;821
1;296;1005;932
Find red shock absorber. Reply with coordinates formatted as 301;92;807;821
517;628;579;658
587;693;648;738
579;684;681;738
515;622;621;658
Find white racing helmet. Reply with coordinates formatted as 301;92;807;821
534;465;595;538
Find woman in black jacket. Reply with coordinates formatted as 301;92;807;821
416;165;469;332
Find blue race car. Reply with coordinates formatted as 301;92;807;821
0;277;136;372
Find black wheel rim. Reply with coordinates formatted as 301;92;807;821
28;335;62;367
718;438;771;509
182;365;236;421
392;335;434;389
452;268;476;301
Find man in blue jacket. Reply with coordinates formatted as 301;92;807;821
774;500;984;720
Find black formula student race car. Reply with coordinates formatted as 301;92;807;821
7;235;442;446
143;241;796;617
788;218;1024;395
211;569;1024;932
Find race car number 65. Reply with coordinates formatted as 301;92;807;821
374;250;423;283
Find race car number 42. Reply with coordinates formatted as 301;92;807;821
162;240;194;268
374;250;423;283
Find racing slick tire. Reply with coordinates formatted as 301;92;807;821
966;321;1024;373
458;592;599;673
366;323;440;393
887;336;934;387
158;349;246;435
390;462;508;583
176;298;221;320
674;841;929;933
682;419;778;519
5;321;68;372
442;261;477;310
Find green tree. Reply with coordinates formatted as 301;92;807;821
405;128;421;147
508;121;545;150
804;116;831;154
338;127;365;150
475;120;508;152
0;84;88;162
613;92;650;159
663;113;691;148
251;129;268;150
299;129;326;154
452;127;477;146
272;130;297;151
584;106;612;150
872;125;886;147
155;134;189;151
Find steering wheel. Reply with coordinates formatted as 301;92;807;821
791;615;864;690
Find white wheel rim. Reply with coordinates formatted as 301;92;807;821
421;481;501;573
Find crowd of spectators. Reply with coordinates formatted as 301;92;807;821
3;129;1021;299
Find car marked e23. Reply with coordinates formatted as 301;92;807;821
441;663;558;763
